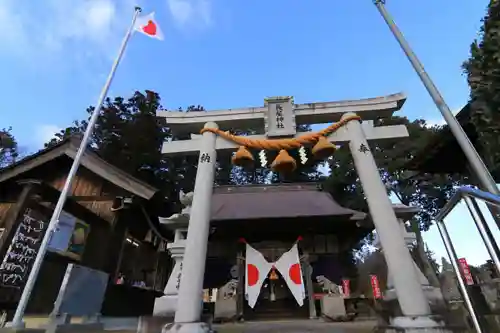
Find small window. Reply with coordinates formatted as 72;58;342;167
48;211;90;260
48;211;77;252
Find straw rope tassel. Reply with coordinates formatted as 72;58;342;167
200;114;361;170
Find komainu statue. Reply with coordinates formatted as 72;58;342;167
217;279;238;300
316;275;342;295
161;190;193;223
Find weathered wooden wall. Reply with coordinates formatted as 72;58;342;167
47;167;122;223
0;203;13;226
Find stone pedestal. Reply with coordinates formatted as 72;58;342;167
320;295;346;320
155;194;193;317
214;297;237;321
156;189;194;317
154;237;186;316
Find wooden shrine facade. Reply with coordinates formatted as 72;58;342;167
0;137;171;318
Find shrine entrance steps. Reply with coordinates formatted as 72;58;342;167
243;298;309;321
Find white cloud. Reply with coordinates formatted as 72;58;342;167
35;125;62;145
0;0;136;63
167;0;213;29
424;105;464;128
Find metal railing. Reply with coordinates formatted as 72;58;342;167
434;186;500;333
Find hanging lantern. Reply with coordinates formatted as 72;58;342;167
271;149;297;173
231;146;254;168
269;267;279;280
312;136;336;160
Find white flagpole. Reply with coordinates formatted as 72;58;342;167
373;0;499;197
11;6;142;328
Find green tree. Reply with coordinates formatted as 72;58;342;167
324;116;459;231
44;91;322;204
463;0;500;172
45;91;205;202
324;117;462;286
0;127;19;168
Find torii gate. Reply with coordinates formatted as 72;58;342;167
159;94;443;332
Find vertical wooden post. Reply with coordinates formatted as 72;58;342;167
104;211;128;280
301;253;317;319
236;248;245;321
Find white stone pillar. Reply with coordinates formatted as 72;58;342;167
174;122;218;325
341;113;430;317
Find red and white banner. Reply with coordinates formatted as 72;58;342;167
274;243;305;306
245;243;272;308
341;279;350;298
370;275;382;299
458;258;474;286
243;238;305;308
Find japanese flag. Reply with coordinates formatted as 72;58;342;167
274;243;305;306
245;243;272;308
134;12;164;40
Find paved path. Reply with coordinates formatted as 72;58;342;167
214;320;377;333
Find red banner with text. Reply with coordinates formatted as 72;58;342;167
458;258;474;286
370;275;382;299
341;279;350;297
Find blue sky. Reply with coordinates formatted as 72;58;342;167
1;0;494;266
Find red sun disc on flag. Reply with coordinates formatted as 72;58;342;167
247;264;259;286
289;263;302;284
142;20;157;36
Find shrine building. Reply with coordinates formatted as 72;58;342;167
200;182;419;320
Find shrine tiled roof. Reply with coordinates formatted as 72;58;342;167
210;183;366;221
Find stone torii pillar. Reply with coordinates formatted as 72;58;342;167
343;113;448;332
158;94;445;332
167;122;218;333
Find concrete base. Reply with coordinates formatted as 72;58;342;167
163;322;212;333
320;295;347;321
154;296;178;316
384;316;454;333
213;297;237;322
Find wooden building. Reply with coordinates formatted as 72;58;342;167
0;137;171;318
